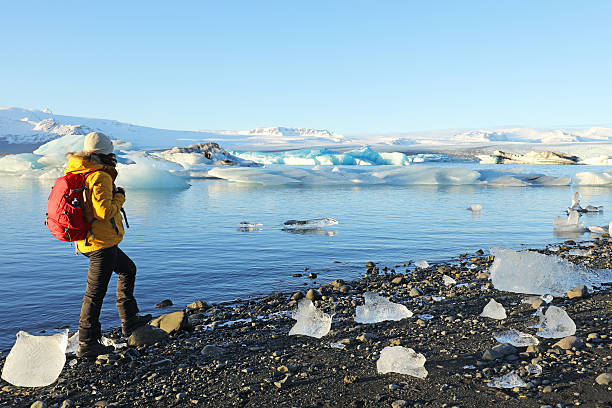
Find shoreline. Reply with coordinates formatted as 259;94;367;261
1;239;611;407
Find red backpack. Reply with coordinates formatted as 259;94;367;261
46;171;98;242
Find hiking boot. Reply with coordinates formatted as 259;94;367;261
121;313;153;336
76;341;114;359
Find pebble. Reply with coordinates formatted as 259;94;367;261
595;373;612;385
391;400;408;408
291;292;304;301
553;336;584;350
409;287;422;297
30;402;46;408
306;288;322;301
155;299;173;308
567;285;588;299
60;401;73;408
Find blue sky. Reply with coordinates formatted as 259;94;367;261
1;1;611;134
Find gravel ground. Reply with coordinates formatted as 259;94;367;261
1;239;611;408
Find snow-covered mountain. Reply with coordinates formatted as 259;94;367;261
0;107;350;152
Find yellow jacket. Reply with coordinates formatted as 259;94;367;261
64;154;126;253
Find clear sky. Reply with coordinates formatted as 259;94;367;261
1;1;611;135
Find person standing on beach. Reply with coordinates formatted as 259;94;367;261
64;132;151;358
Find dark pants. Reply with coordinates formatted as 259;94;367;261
79;246;139;343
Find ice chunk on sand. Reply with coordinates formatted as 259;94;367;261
480;299;506;320
553;211;586;233
442;275;456;286
489;248;612;296
415;260;429;269
1;330;68;387
493;329;539;347
65;332;79;354
568;248;592;256
527;363;542;375
376;346;428;378
288;299;332;338
487;372;528;388
536;306;576;338
467;203;482;212
355;292;413;324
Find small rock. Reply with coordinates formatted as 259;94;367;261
391;277;404;285
409;287;422;297
186;300;209;310
30;402;47;408
155;299;173;308
305;288;322;301
60;401;73;408
339;285;351;294
344;375;357;384
542;385;553;393
308;273;318;279
201;345;226;359
553;336;584;350
530;298;544;309
151;311;193;334
356;333;378;342
366;261;375;267
595;373;612;385
476;272;490;279
291;292;305;301
391;400;408;408
127;324;169;346
567;285;588;299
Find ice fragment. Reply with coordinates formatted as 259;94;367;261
1;330;68;387
442;275;456;286
527;363;542;375
553;210;586;233
480;299;507;320
415;260;429;269
487;372;528;388
489;248;612;296
65;332;79;354
330;342;346;349
418;314;434;320
493;329;539;347
536;306;576;338
288;299;332;338
355;292;413;324
376;346;428;378
467;203;482;212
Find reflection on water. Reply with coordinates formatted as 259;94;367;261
282;228;338;236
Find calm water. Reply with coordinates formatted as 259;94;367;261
1;163;611;350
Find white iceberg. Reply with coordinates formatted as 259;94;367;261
354;292;413;324
493;329;539;347
1;330;68;387
487;372;528;388
376;346;428;378
553;211;586;233
467;203;482;212
536;306;576;339
480;299;507;320
489;248;612;296
288;299;332;338
115;163;189;189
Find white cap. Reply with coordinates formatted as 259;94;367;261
83;132;113;155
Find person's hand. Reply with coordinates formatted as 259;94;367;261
115;186;126;196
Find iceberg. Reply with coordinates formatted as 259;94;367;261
354;292;413;324
283;218;338;229
376;346;428;378
493;329;539;347
574;170;612;186
536;306;576;339
153;143;260;168
489;248;612;296
288;299;332;338
1;330;68;387
478;150;580;165
467;203;482;212
487;372;528;389
553;211;586;233
116;163;189;189
480;299;507;320
0;153;45;173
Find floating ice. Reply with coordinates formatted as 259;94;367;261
415;260;429;269
0;153;45;173
493;329;539;347
489;248;612;296
536;306;576;338
283;218;338;229
442;275;456;286
554;211;586;233
239;221;262;228
574;170;612;186
115;163;189;189
480;299;507;320
288;299;332;338
587;224;609;235
230;146;439;166
354;292;413;324
487;372;528;389
467;203;482;212
154;143;260;168
1;330;68;387
330;342;346;349
376;346;428;378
